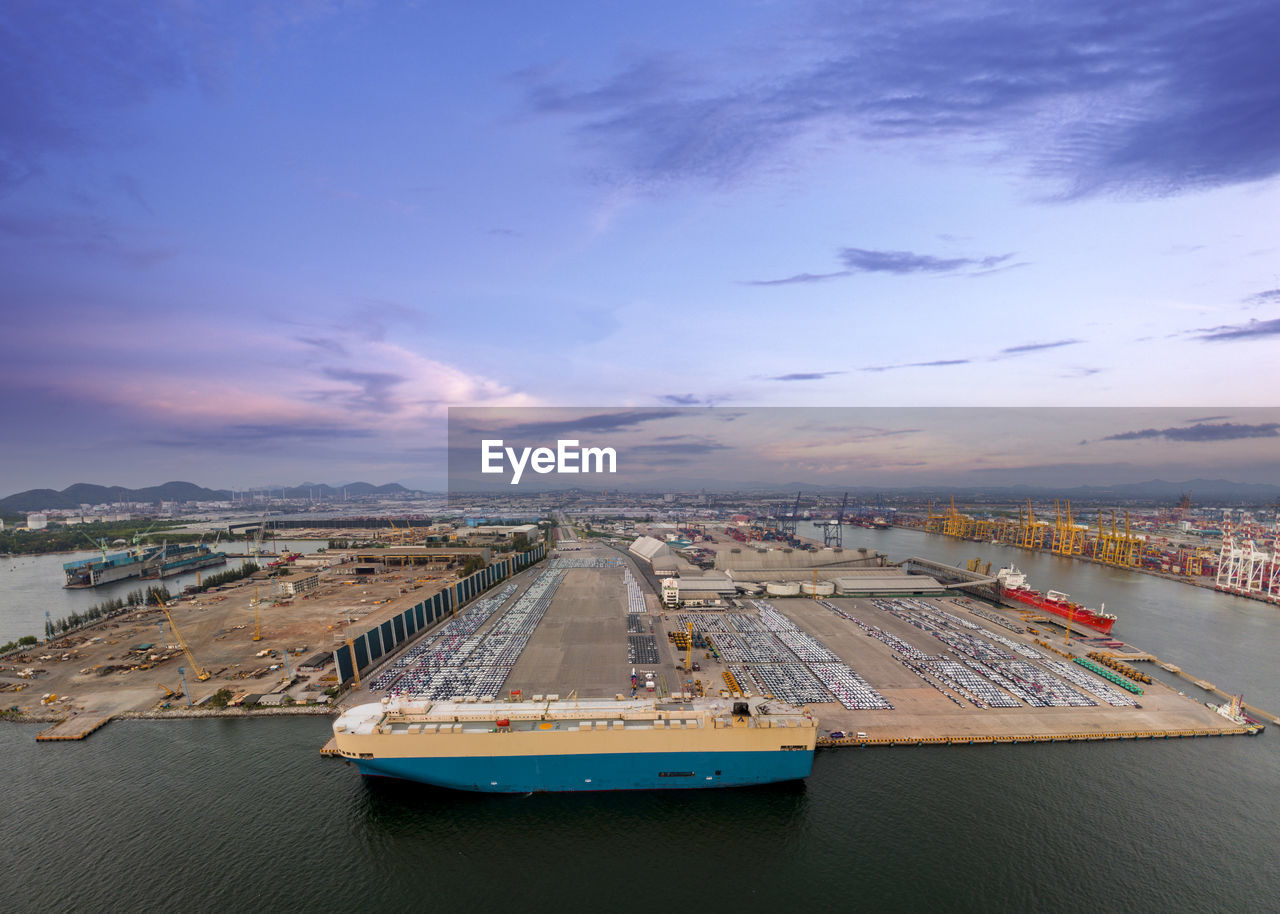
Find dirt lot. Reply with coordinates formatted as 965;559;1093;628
0;556;460;722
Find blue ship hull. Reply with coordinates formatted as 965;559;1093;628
354;749;813;792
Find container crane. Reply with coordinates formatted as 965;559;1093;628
154;595;210;680
779;491;803;538
824;492;847;548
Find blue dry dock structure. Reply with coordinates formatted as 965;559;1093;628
62;542;226;588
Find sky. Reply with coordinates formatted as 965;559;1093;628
3;1;1279;492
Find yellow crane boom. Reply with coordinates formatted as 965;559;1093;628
156;596;211;680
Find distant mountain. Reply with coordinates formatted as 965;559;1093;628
0;480;414;514
276;482;411;499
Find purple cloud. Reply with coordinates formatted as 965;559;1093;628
840;248;1014;275
1195;317;1280;341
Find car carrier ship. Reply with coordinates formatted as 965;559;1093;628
995;565;1117;634
331;694;817;792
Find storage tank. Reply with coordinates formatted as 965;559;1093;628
766;581;801;597
801;581;835;596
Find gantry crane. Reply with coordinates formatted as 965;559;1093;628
155;595;210;680
824;492;847;547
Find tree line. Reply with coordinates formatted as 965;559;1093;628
192;561;258;591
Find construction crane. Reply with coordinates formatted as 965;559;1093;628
80;530;110;562
154;595;210;680
250;519;266;641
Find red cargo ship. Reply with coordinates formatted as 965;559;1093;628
994;566;1117;635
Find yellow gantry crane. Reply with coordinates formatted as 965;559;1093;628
155;596;210;681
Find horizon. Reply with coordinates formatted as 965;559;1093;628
7;405;1280;505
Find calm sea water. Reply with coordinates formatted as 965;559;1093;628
4;527;1278;912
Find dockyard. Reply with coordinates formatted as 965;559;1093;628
4;520;1270;749
333;529;1260;752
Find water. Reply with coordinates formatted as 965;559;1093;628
801;522;1280;700
4;527;1279;911
0;539;322;643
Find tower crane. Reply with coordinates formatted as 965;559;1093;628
250;519;266;641
154;595;210;680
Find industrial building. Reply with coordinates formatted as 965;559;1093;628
660;573;737;607
276;573;321;597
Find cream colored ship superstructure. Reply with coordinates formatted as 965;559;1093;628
332;695;817;792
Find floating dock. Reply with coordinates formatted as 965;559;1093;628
36;713;114;741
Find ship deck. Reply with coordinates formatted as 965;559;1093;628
339;696;810;736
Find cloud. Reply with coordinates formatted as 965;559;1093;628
0;211;178;267
998;339;1082;355
521;1;1280;196
747;248;1016;287
316;367;405;414
0;4;355;193
1184;414;1231;423
629;442;730;456
862;359;973;373
295;336;348;356
147;422;376;449
1101;422;1280;442
454;408;688;440
0;6;207;191
768;371;844;381
1244;289;1280;306
742;271;851;286
1194;317;1280;341
839;248;1014;275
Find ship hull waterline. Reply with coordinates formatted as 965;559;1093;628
352;748;814;793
